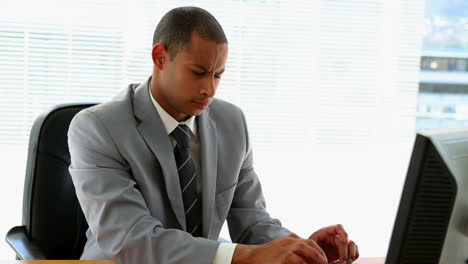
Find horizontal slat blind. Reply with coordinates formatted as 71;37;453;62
0;0;424;258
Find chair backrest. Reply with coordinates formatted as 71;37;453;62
22;103;96;259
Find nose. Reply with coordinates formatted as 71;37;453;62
200;76;217;98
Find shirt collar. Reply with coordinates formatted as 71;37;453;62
148;81;198;138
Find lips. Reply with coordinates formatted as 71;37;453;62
193;101;209;110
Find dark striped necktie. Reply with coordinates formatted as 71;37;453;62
171;124;202;237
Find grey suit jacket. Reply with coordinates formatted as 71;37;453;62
68;79;291;263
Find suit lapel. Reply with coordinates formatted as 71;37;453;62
133;80;186;230
198;109;218;238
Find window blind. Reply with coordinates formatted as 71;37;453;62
0;0;425;258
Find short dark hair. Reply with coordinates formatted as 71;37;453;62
153;6;228;60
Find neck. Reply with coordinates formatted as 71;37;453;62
149;75;189;122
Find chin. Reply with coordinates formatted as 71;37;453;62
182;103;209;117
190;109;205;116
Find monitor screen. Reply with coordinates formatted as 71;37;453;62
385;127;468;264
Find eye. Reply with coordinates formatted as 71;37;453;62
192;70;204;76
214;74;222;79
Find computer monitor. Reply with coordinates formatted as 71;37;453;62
385;127;468;264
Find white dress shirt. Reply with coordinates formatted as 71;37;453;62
149;85;237;264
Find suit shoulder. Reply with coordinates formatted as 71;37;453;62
90;85;135;114
76;84;137;125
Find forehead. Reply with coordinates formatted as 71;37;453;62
175;32;228;69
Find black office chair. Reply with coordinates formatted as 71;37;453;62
5;103;97;259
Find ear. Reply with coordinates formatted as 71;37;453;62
152;43;167;70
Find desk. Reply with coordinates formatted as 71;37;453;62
355;258;385;264
0;259;383;264
0;260;116;264
0;260;384;264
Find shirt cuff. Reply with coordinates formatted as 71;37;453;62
212;242;237;264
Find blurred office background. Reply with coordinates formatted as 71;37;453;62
0;0;466;259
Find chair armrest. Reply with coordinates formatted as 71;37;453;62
5;226;47;259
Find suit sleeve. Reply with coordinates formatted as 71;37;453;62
68;109;219;264
226;109;293;245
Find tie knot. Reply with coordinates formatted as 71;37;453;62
171;125;191;148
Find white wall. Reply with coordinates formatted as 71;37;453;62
0;0;425;259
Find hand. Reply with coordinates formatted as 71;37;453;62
309;224;359;264
232;233;328;264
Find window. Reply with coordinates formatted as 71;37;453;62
416;0;468;130
1;0;425;258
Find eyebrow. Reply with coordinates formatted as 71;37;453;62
189;64;225;74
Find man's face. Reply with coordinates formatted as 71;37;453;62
155;32;228;121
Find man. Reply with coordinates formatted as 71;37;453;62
68;6;359;264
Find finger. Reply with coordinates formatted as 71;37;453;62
311;224;349;244
304;239;328;262
335;224;349;244
293;240;328;264
355;243;359;260
334;234;348;264
348;241;357;260
348;241;358;263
